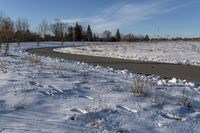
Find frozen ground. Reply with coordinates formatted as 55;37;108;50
54;41;200;66
0;42;200;133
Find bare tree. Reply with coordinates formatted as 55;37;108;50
0;16;2;47
50;18;67;44
0;16;14;55
15;18;30;44
102;30;112;42
38;20;49;41
0;11;5;47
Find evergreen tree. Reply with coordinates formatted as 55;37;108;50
82;29;87;41
86;25;93;41
116;29;121;42
93;33;97;41
74;22;82;41
67;26;74;41
144;34;150;41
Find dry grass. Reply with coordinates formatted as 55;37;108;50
181;89;195;108
26;54;41;64
52;62;65;78
132;77;150;96
86;98;111;128
70;113;77;121
0;59;7;73
81;70;90;83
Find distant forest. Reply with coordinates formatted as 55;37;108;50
1;13;200;45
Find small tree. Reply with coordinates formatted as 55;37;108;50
51;19;66;44
0;14;3;47
116;29;121;42
93;33;97;42
15;18;30;44
86;25;93;41
0;16;14;55
102;30;112;42
74;22;83;41
38;20;49;41
144;34;150;42
67;26;74;41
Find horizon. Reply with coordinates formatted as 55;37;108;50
0;0;200;37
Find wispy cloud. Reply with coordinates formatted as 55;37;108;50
62;0;187;33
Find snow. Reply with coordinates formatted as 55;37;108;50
168;78;177;84
0;42;200;132
157;80;167;86
54;41;200;66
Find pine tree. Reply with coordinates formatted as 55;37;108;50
93;33;97;41
144;34;150;41
116;29;121;42
74;22;82;41
67;26;74;41
86;25;93;41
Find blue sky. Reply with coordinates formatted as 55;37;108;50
0;0;200;37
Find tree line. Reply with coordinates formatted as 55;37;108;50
0;13;152;46
2;12;199;55
40;20;151;42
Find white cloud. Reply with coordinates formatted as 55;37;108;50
62;0;185;33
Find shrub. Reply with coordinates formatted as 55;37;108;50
181;89;194;108
132;77;150;96
0;59;7;73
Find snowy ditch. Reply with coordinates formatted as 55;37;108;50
0;42;200;132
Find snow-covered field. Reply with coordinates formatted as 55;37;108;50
54;41;200;66
0;42;200;133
